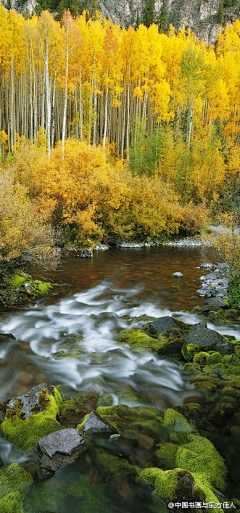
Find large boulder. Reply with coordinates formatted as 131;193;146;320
184;322;234;355
38;428;88;474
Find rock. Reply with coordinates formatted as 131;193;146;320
137;433;155;450
196;265;229;298
146;316;179;336
172;272;184;277
200;263;214;269
94;244;109;251
184;322;234;355
79;248;93;258
204;297;227;308
6;383;54;420
0;333;16;343
83;411;118;436
38;428;88;474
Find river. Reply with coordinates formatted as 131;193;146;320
0;246;239;512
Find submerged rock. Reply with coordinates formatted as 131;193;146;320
38;428;88;474
172;272;184;277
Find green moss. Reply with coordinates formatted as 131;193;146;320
176;435;227;491
97;394;114;407
193;351;210;365
183;362;201;372
0;463;33;513
24;469;112;513
93;448;138;479
163;409;193;444
95;405;164;441
9;274;27;288
0;387;63;452
29;280;53;296
116;329;159;351
118;386;140;405
181;343;200;362
155;442;178;470
138;467;223;511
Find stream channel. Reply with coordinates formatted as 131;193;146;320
0;245;239;512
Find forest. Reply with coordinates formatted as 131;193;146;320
0;6;239;264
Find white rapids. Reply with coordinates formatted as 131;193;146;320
0;282;186;407
0;281;239;408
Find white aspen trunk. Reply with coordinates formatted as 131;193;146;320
121;79;126;160
103;69;109;148
62;37;69;158
44;39;51;157
79;73;83;140
41;67;45;129
126;83;130;161
10;50;15;150
51;71;56;147
93;85;97;146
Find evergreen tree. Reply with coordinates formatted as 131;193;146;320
158;0;169;33
217;0;224;24
141;0;156;28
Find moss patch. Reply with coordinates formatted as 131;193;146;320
115;329;160;351
0;463;33;513
138;467;223;512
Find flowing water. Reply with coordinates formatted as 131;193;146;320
0;246;239;512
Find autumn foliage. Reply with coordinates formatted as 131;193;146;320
0;9;239;259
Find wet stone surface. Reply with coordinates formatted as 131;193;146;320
38;428;88;474
7;383;53;420
83;411;118;436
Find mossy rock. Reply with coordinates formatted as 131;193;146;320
95;405;165;441
93;447;138;479
193;351;209;366
176;434;227;491
115;329;160;352
163;409;193;444
97;394;114;407
157;336;184;357
181;343;200;362
155;442;178;470
0;463;33;513
138;467;223;511
58;393;98;427
183;362;201;373
118;386;141;405
0;387;62;452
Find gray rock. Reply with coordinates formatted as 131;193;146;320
7;383;53;420
38;428;88;474
184;322;234;355
172;272;184;277
83;411;118;436
200;263;214;269
204;297;227;308
146;316;179;336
